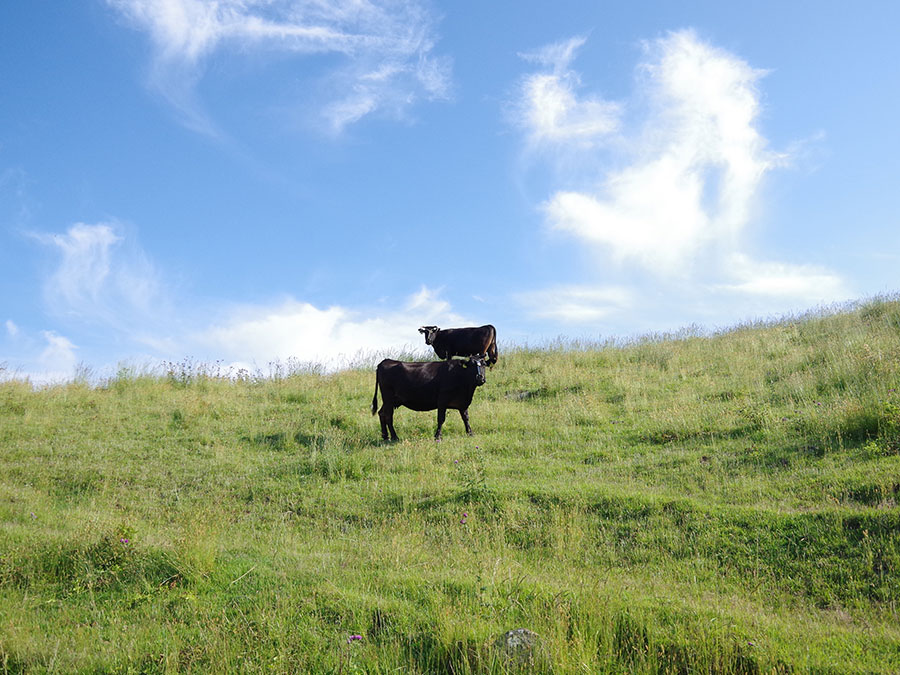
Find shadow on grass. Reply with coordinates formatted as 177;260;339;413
634;424;761;446
374;611;781;674
588;494;900;607
242;431;292;451
1;534;183;594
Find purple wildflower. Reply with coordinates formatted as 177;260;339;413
347;634;363;644
120;538;130;544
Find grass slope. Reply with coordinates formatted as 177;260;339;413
2;299;900;673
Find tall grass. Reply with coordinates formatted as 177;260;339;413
2;298;900;672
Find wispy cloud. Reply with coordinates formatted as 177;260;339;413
38;331;79;376
715;254;850;301
0;329;83;385
515;36;621;147
526;30;778;273
512;29;848;313
108;0;451;134
515;285;632;323
32;222;164;329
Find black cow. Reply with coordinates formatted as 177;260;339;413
371;355;487;441
418;324;498;366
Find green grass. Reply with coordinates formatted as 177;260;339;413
2;298;900;673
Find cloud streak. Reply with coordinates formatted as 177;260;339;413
108;0;451;134
515;285;632;323
716;254;848;299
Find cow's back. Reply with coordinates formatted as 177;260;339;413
377;359;445;410
438;325;494;354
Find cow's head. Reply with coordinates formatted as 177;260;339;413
418;325;440;345
464;355;487;387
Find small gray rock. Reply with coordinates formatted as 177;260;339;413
505;390;535;401
492;628;541;665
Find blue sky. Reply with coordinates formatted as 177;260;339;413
2;1;899;382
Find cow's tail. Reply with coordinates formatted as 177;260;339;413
486;325;499;366
371;375;380;415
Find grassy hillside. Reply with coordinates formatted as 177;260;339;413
2;298;900;673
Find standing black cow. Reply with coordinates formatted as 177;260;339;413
371;355;487;441
418;324;498;366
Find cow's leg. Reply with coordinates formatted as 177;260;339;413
380;406;399;441
459;408;473;436
387;406;399;441
435;407;447;440
378;406;389;441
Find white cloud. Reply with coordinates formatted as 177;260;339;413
108;0;451;134
33;222;163;328
36;223;120;310
515;285;633;323
9;331;82;384
514;29;847;311
192;286;466;369
527;30;778;273
39;331;78;370
516;37;621;146
544;165;709;273
0;330;83;385
27;219;469;375
716;254;851;302
5;320;18;338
